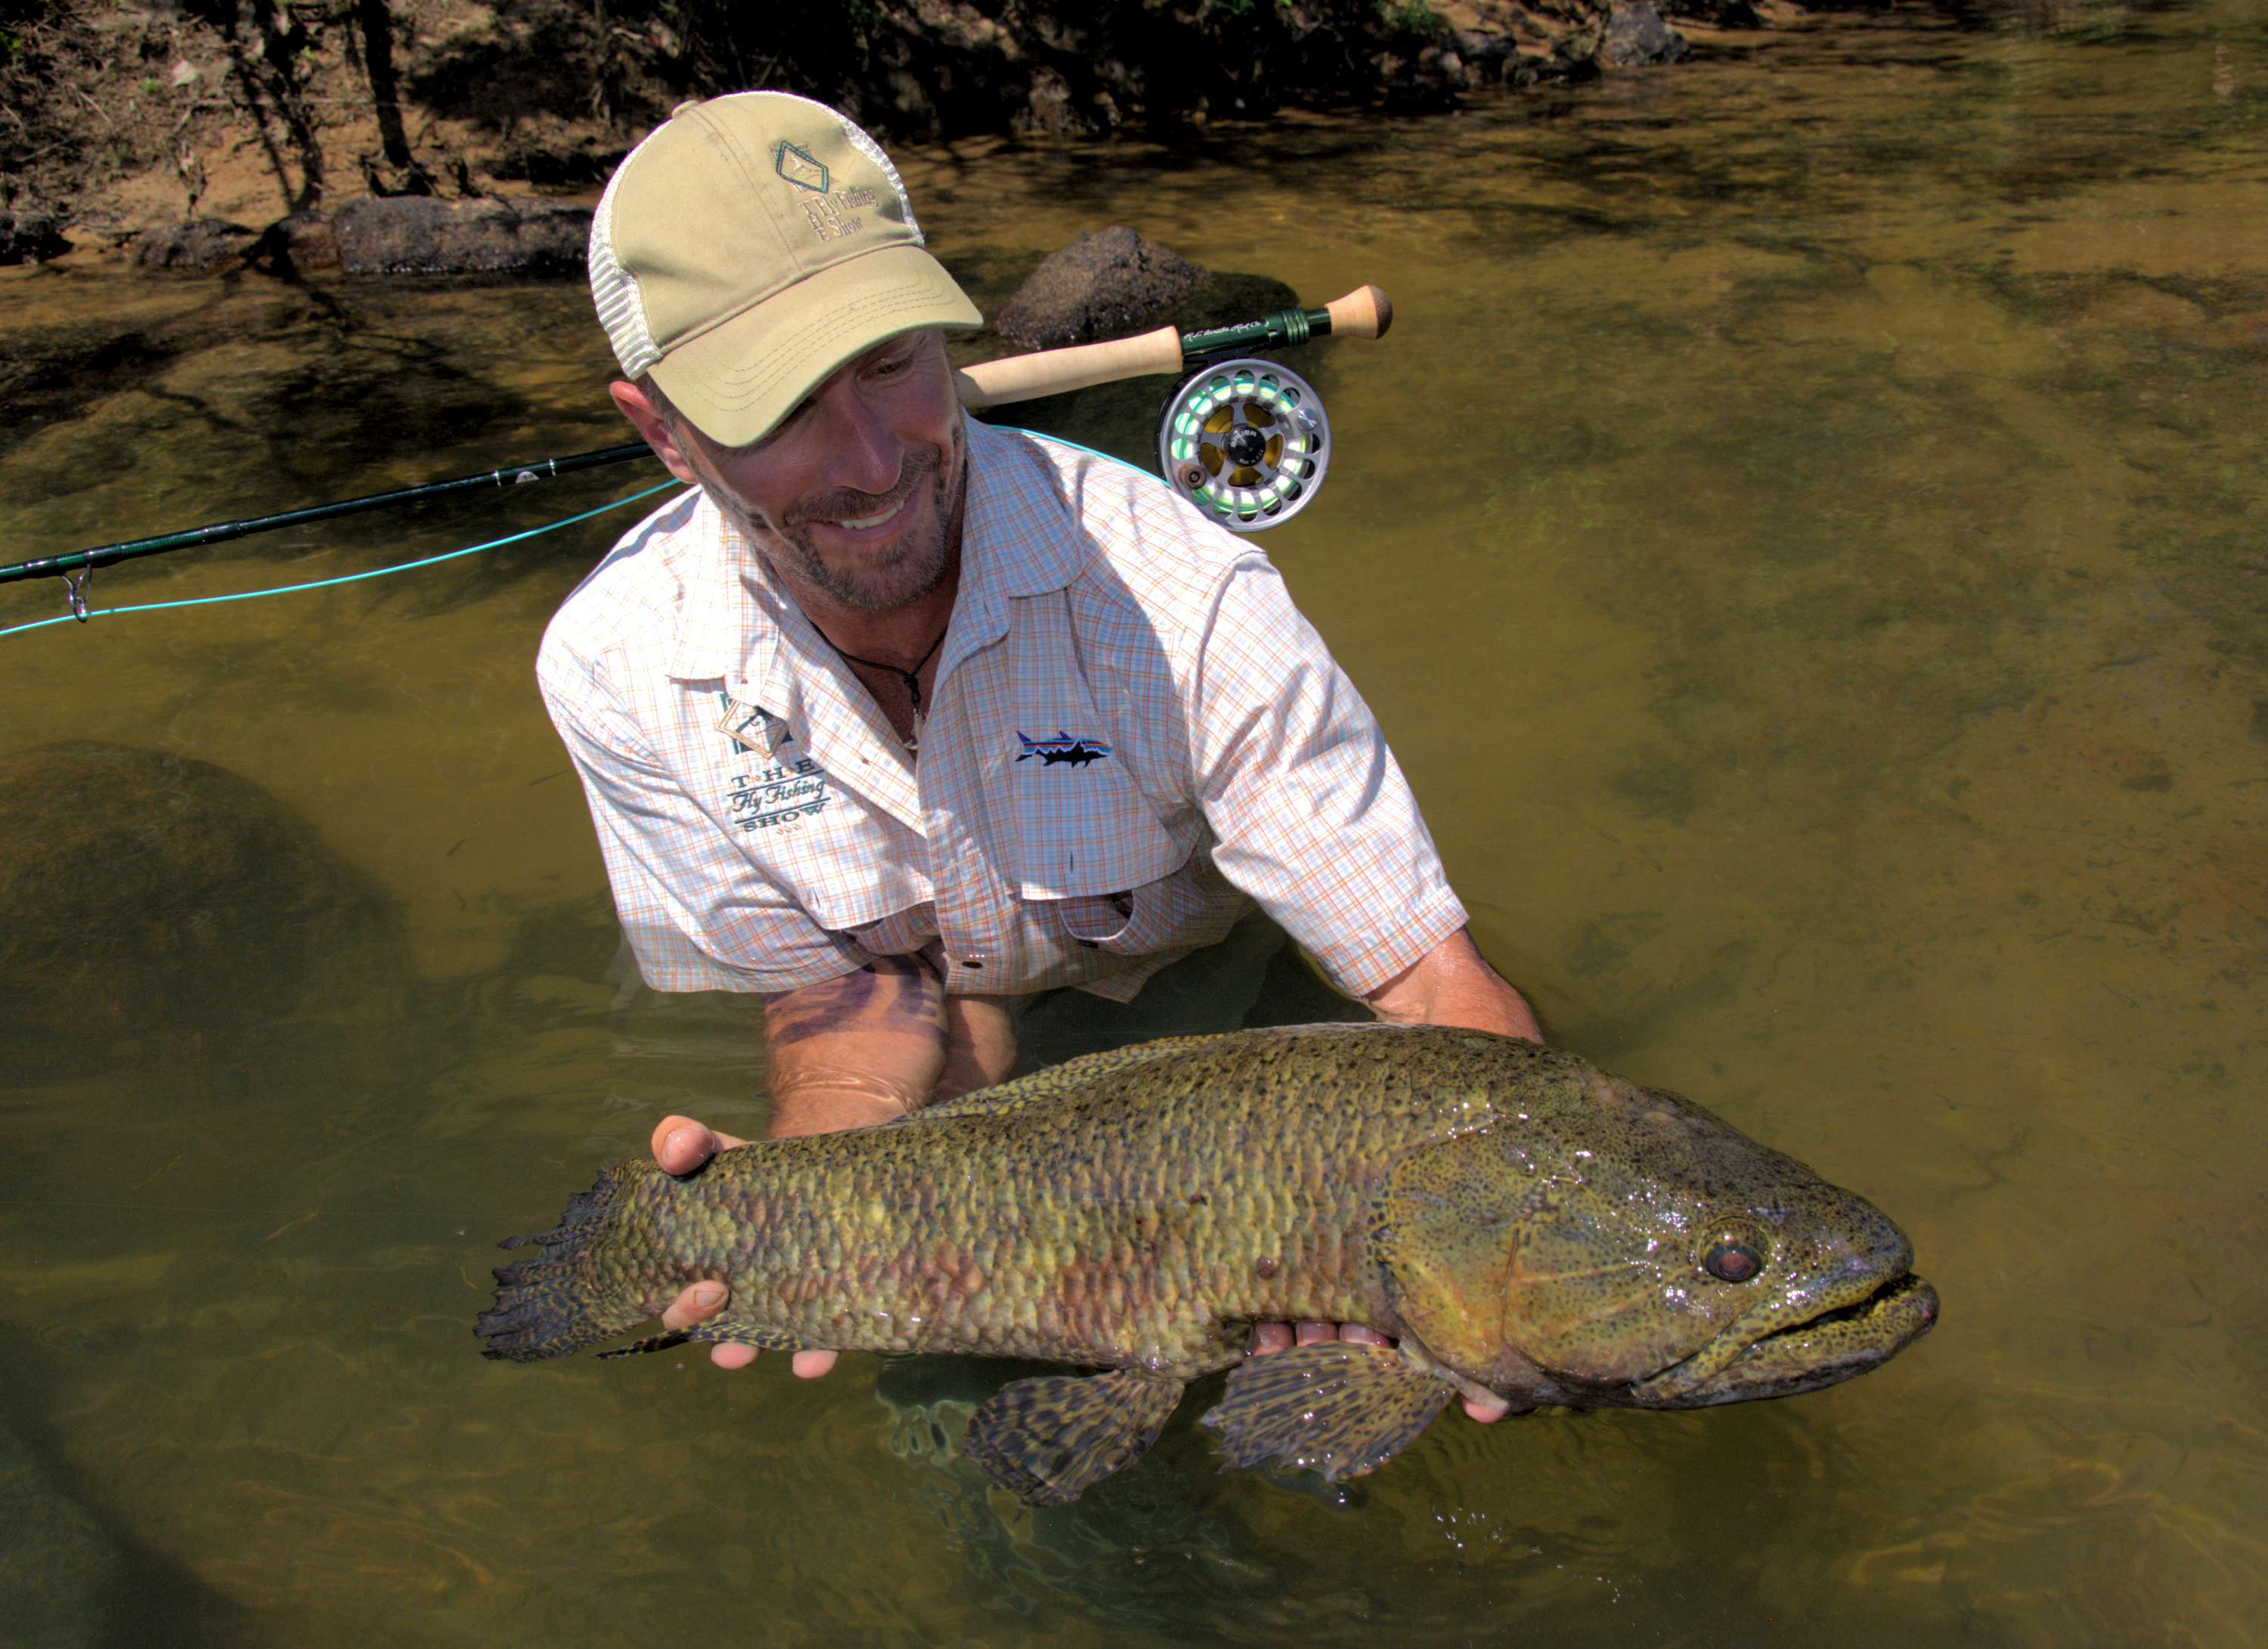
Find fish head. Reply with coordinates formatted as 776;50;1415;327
1501;1070;1937;1408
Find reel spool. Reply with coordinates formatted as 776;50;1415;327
1157;358;1331;533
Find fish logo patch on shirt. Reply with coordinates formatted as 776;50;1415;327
1015;729;1112;768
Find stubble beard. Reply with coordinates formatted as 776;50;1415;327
720;420;968;615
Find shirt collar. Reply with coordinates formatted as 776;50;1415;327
663;491;796;717
958;414;1101;602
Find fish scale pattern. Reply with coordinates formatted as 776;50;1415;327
531;1024;1516;1375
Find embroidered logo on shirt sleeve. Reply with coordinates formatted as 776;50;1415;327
1015;729;1113;768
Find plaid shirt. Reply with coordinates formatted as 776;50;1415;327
536;416;1467;1001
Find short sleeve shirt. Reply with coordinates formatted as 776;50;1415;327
535;415;1467;1001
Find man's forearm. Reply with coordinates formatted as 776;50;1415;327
759;956;950;1138
1362;928;1543;1043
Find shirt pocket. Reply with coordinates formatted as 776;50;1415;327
1055;859;1214;956
1010;740;1206;955
1011;749;1185;900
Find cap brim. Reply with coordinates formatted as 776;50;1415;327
649;242;982;448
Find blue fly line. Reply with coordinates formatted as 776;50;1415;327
0;480;686;643
0;428;1153;645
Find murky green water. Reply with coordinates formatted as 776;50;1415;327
4;3;2264;1642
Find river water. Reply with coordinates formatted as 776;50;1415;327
2;2;2263;1643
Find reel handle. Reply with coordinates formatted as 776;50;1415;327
1322;283;1393;341
953;285;1392;410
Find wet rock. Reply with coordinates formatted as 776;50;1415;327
1597;3;1693;66
1452;29;1526;82
0;742;398;1064
1383;43;1473;111
2;209;73;265
131;217;258;272
330;195;591;277
249;209;341;278
994;226;1213;352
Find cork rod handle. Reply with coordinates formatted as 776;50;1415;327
953;325;1187;411
950;287;1393;410
1323;284;1393;341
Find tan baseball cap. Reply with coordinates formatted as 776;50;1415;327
587;91;981;448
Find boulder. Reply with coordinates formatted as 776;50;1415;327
1452;29;1526;82
0;742;398;1066
0;209;70;265
1597;3;1693;66
130;218;258;272
249;209;341;277
994;226;1213;352
330;195;592;277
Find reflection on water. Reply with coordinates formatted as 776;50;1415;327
3;2;2264;1642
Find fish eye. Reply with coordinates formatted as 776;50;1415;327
1702;1240;1763;1284
1697;1220;1771;1285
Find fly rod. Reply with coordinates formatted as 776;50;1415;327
0;284;1392;604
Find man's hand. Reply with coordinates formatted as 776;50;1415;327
1247;1320;1511;1423
650;1114;839;1377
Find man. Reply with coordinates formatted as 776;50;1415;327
538;91;1539;1418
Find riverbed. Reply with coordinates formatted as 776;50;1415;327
2;3;2263;1643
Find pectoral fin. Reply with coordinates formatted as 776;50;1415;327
962;1368;1185;1506
1199;1343;1455;1483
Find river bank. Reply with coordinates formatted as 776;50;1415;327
3;0;1847;271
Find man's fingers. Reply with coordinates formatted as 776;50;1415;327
660;1279;728;1334
1248;1322;1294;1356
1462;1393;1512;1423
1340;1324;1389;1347
649;1114;749;1175
790;1349;838;1378
1294;1319;1334;1347
712;1344;757;1370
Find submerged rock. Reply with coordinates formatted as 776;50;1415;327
0;741;399;1062
994;226;1213;352
0;1421;119;1649
330;196;592;277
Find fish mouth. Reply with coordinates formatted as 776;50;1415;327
1628;1272;1939;1407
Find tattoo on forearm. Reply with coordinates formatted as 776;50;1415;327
761;955;946;1049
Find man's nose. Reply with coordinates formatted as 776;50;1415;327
812;383;906;497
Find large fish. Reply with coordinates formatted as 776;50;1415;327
477;1024;1937;1504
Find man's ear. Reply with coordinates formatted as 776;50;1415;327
609;380;702;488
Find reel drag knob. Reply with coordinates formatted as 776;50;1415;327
1156;358;1331;533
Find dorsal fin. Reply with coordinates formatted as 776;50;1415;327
892;1031;1239;1124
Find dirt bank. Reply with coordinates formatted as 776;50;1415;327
1;0;1814;266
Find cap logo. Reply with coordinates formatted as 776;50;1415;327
773;141;830;193
798;187;876;243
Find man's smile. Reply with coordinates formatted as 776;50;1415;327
823;485;917;536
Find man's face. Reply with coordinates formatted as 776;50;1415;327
670;328;968;615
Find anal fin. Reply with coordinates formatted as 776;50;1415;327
963;1368;1185;1506
595;1320;805;1360
1199;1342;1455;1484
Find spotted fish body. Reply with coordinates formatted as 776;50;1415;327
478;1025;1937;1503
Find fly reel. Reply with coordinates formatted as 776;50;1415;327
1157;358;1331;533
